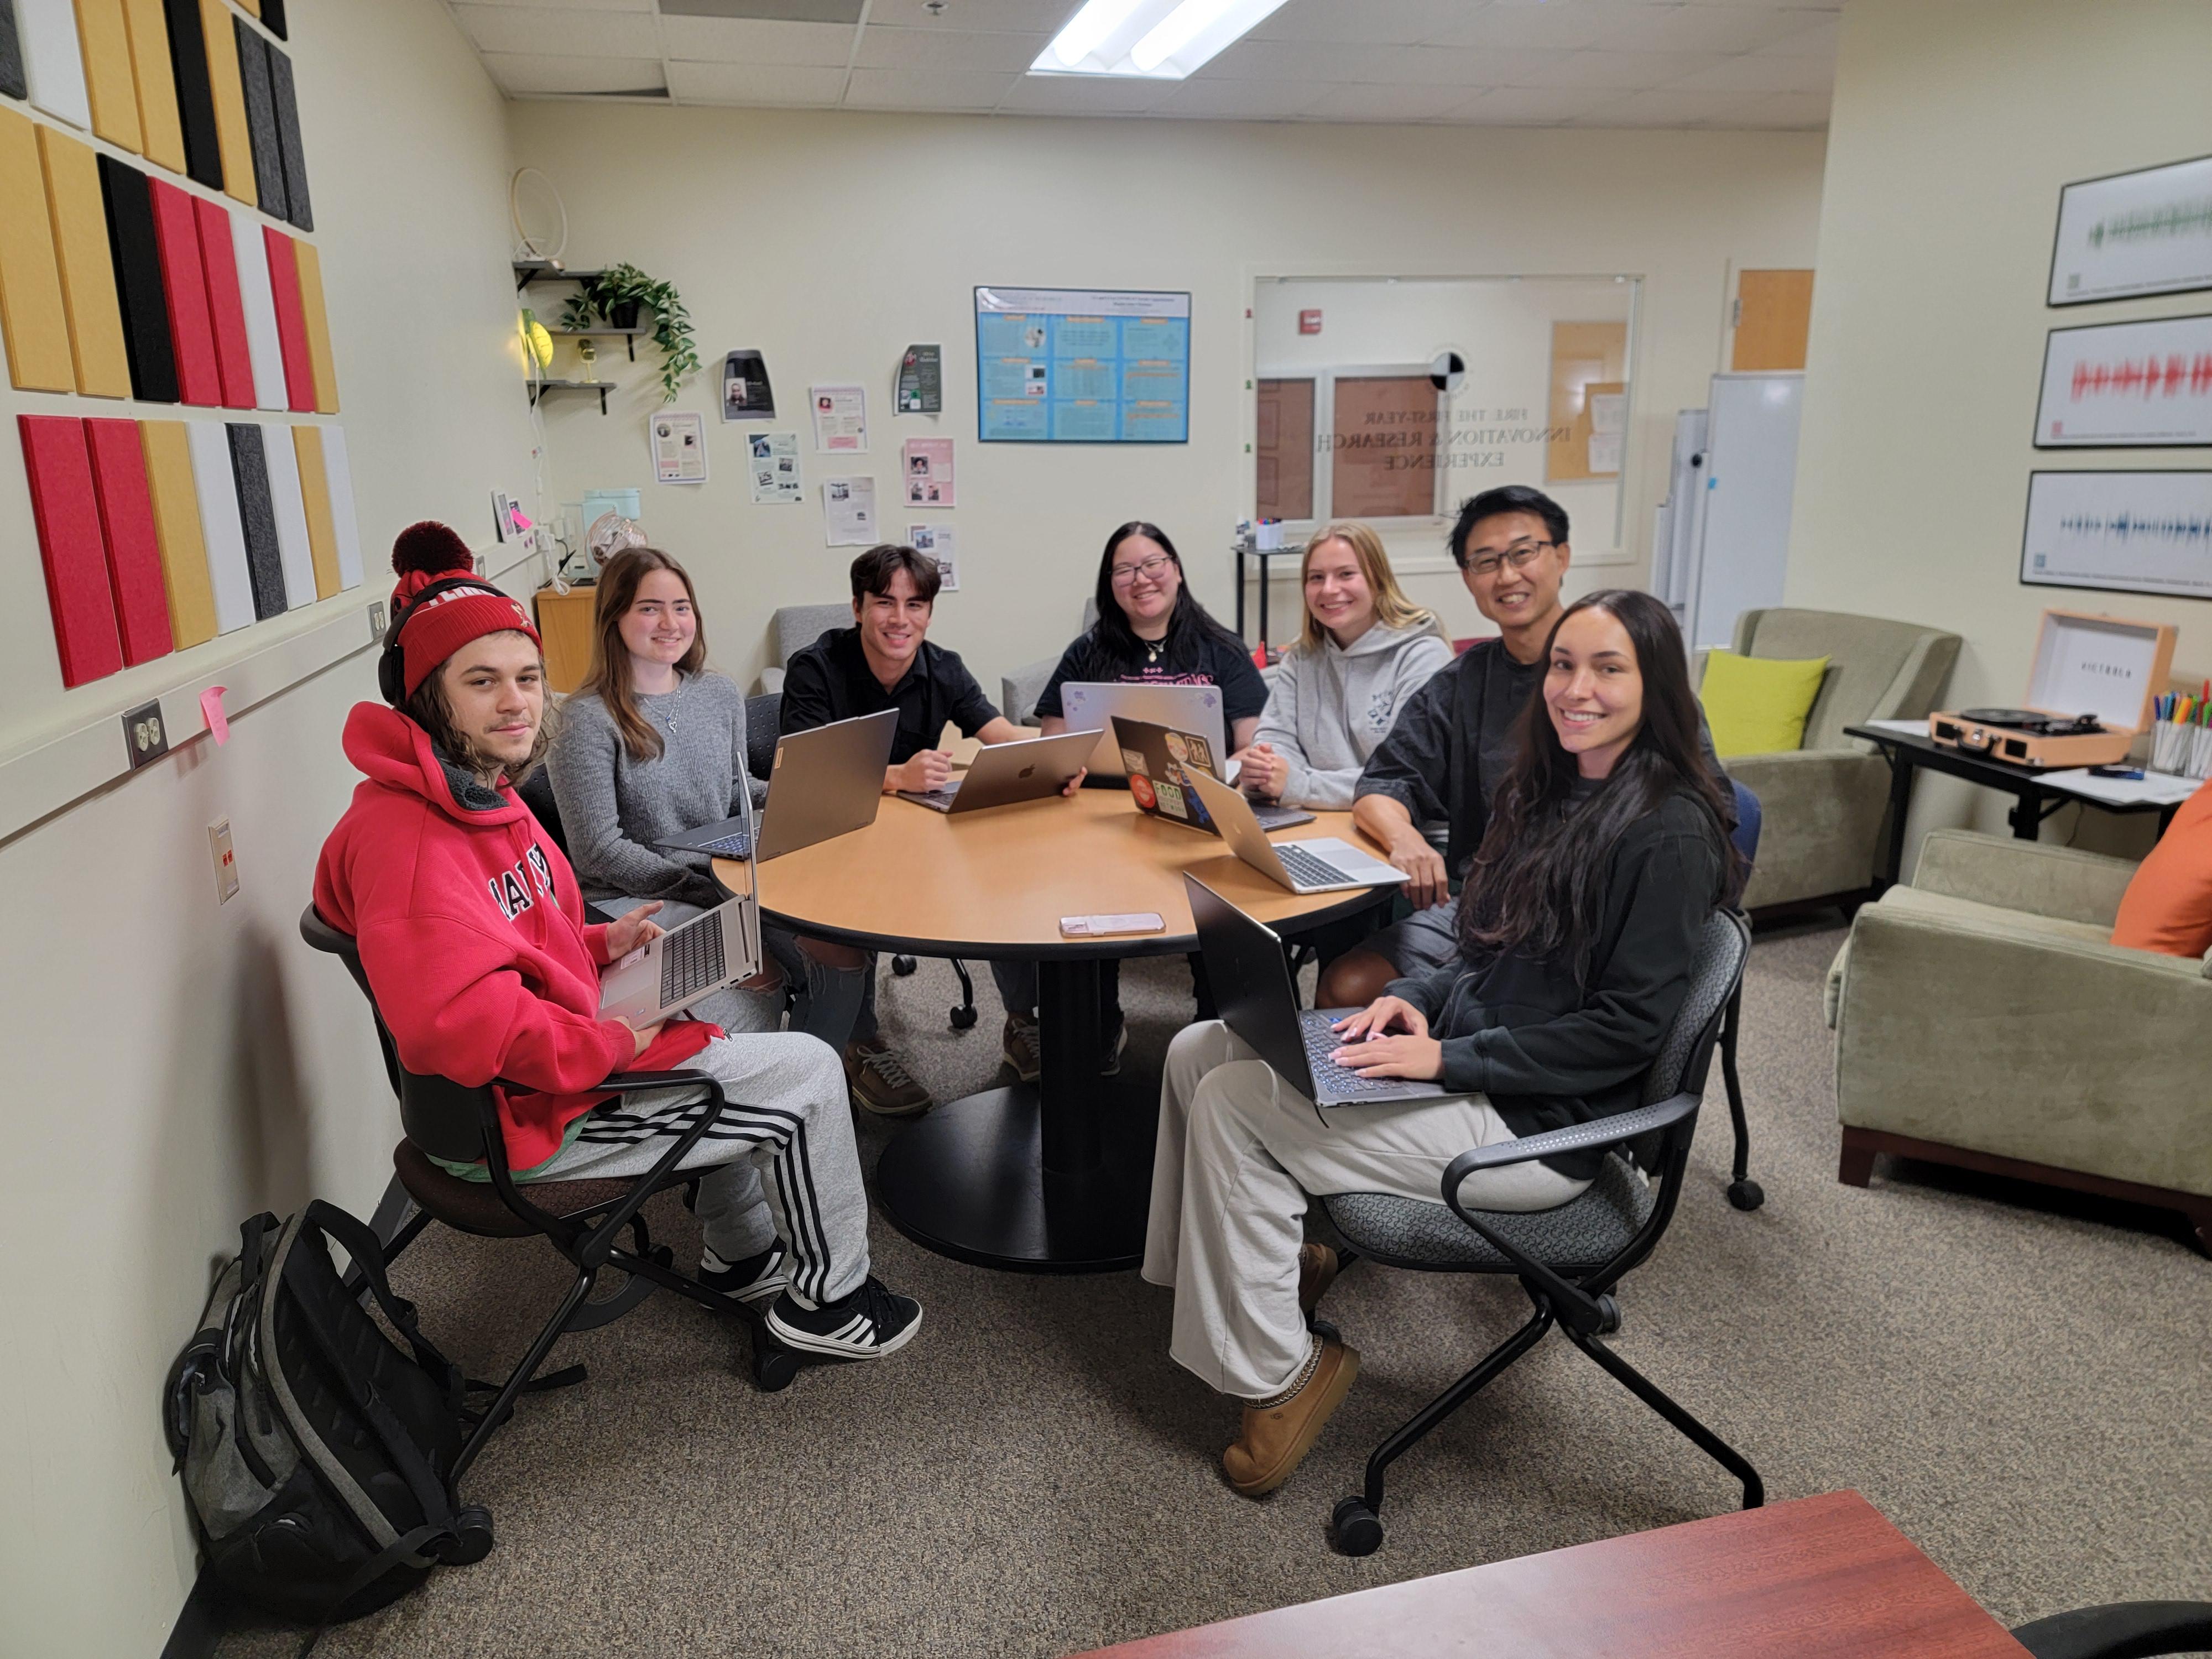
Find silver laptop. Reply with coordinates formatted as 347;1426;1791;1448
599;895;763;1030
1185;874;1444;1108
1183;768;1407;895
658;708;895;863
1060;682;1226;778
653;761;763;861
897;727;1103;813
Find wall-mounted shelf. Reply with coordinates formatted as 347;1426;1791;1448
513;260;606;291
528;378;611;415
551;326;646;362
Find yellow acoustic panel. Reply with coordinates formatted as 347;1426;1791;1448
121;0;186;174
38;125;132;399
293;426;340;599
74;0;143;154
200;0;254;208
293;239;337;413
140;420;217;649
0;108;76;393
236;0;258;13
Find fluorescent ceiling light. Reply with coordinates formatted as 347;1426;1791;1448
1031;0;1290;80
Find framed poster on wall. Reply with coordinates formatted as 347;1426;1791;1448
2036;314;2212;447
2020;469;2212;599
2048;153;2212;306
974;286;1190;443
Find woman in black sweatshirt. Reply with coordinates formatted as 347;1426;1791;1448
1141;588;1741;1500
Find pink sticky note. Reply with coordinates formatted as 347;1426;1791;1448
201;685;231;745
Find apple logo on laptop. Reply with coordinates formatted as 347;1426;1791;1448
1018;764;1036;780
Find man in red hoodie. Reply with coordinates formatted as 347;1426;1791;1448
315;523;920;1360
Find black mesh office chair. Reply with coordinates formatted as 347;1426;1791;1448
2011;1601;2212;1658
300;907;802;1486
1317;910;1759;1556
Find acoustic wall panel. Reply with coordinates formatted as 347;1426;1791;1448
38;124;130;398
192;194;250;407
0;106;76;392
292;237;335;413
197;0;249;207
228;205;283;408
138;418;213;646
262;225;310;411
96;152;176;402
233;17;282;221
291;424;338;599
145;175;219;404
74;0;142;152
258;0;283;39
225;420;283;619
1;0;25;101
120;0;185;174
85;415;172;663
232;0;253;15
260;410;314;607
18;0;91;129
319;421;359;589
185;418;249;631
20;414;124;685
159;0;218;189
265;39;307;230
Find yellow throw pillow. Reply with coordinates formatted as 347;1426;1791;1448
1699;649;1830;758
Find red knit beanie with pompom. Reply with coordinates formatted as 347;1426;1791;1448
387;521;541;699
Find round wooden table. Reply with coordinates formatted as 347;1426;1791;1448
714;789;1390;1274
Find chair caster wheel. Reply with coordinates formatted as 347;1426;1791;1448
1331;1496;1383;1557
754;1342;802;1392
892;954;918;976
950;1005;979;1030
1727;1178;1765;1212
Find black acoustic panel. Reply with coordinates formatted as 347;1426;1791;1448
259;0;285;40
98;155;181;405
227;423;285;620
0;0;25;103
267;44;310;231
234;19;285;222
163;0;222;191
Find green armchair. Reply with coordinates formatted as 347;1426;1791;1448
1704;608;1961;911
1825;827;2212;1251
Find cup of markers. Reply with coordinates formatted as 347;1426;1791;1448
2150;685;2212;781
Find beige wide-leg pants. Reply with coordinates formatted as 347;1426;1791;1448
1141;1020;1591;1400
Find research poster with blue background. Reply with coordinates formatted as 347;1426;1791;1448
975;287;1191;443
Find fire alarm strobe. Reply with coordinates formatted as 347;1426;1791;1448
1927;608;2176;770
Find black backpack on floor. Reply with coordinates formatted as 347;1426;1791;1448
164;1200;493;1636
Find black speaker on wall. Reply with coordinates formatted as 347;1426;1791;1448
0;0;27;104
162;0;224;191
234;19;287;223
98;155;181;405
268;45;311;231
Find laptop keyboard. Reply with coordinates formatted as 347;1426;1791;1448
692;829;751;858
1300;1014;1404;1098
660;912;727;1008
911;781;960;807
1275;843;1350;888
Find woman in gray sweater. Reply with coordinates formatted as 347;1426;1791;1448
1235;521;1452;811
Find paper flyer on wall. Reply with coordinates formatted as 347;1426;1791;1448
749;431;802;504
902;437;955;508
722;351;775;421
811;383;868;452
823;477;877;546
909;523;956;592
898;344;943;413
650;412;708;484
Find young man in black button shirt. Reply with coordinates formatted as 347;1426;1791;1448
780;545;1038;1113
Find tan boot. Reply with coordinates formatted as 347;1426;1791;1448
1223;1339;1360;1497
1297;1243;1339;1317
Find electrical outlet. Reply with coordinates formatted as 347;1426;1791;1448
368;599;387;640
209;818;239;905
122;700;170;768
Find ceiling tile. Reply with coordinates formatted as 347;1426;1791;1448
1755;15;1839;56
843;67;1021;109
1663;51;1833;94
1304;82;1484;122
1509;49;1734;90
1597;4;1835;54
1150;79;1331;119
1331;44;1573;87
661;17;855;64
865;0;1072;28
1719;88;1830;127
857;26;1051;71
1246;0;1491;46
1188;39;1382;82
450;4;660;56
665;59;847;102
1423;2;1650;53
1569;87;1763;127
997;72;1172;114
1444;85;1616;124
479;51;669;93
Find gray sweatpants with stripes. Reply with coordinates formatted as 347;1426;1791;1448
528;1026;869;1307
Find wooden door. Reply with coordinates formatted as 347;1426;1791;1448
1731;269;1814;371
1255;377;1314;521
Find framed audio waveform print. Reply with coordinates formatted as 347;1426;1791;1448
2021;469;2212;599
2048;153;2212;306
2036;314;2212;447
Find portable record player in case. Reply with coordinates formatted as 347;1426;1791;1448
1929;609;2176;769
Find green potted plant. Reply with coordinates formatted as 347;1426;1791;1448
560;263;700;403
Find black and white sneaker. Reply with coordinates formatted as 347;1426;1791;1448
698;1244;790;1309
764;1277;922;1359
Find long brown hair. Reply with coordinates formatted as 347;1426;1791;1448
404;630;555;786
1457;589;1741;979
578;547;708;761
1293;520;1436;653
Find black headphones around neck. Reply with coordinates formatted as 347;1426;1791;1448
375;576;507;707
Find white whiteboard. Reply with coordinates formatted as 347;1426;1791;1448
2020;469;2212;600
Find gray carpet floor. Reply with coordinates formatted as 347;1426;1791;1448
217;923;2212;1657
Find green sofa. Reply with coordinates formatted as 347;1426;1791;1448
1704;608;1961;911
1825;827;2212;1250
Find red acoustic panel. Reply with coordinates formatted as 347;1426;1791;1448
146;176;222;406
194;194;253;409
86;417;174;665
19;415;125;687
262;225;312;412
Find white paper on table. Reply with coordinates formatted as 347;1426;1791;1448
810;383;868;452
909;522;956;591
1586;431;1623;473
2041;768;2203;807
1589;393;1627;436
748;430;804;504
650;411;708;483
822;476;877;546
902;437;955;508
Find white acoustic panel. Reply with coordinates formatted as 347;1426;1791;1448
229;208;289;411
187;420;256;634
319;424;362;589
260;418;318;609
18;0;93;129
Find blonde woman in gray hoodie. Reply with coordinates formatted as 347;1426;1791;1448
1235;521;1453;811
